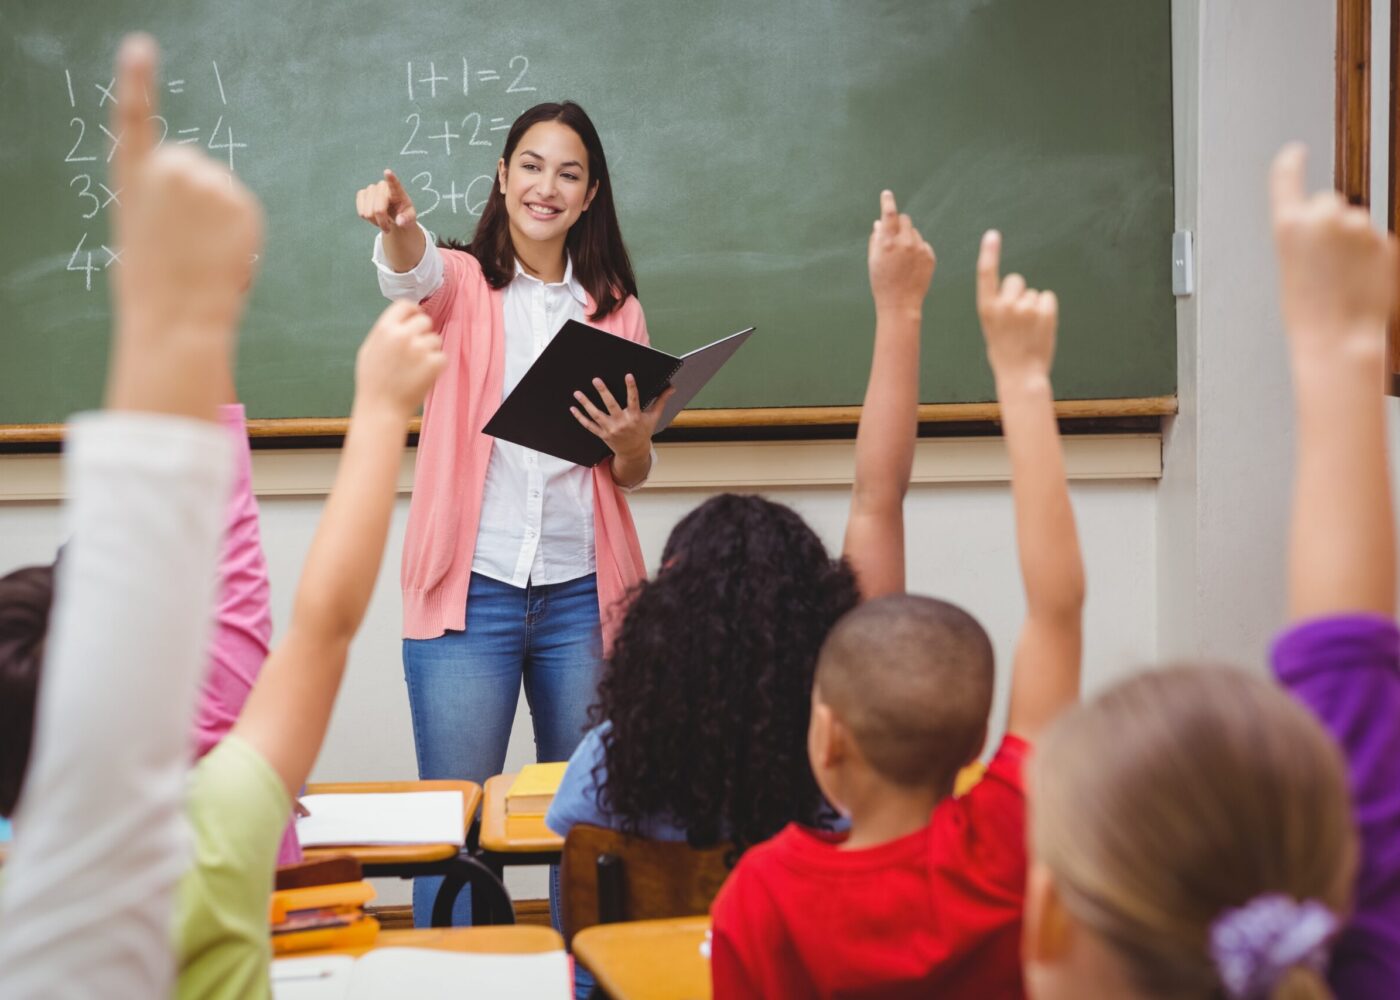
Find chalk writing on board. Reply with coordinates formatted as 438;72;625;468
394;54;543;220
60;60;249;290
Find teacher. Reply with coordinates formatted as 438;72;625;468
355;101;668;924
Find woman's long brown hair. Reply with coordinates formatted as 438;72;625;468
442;101;637;321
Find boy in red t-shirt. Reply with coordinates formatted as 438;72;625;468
710;231;1086;999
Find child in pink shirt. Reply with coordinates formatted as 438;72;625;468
195;402;300;866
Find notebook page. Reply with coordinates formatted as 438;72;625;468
653;327;755;431
271;955;355;1000
346;948;572;1000
296;792;464;847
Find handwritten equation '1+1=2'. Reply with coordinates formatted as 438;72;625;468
61;60;251;291
398;54;541;222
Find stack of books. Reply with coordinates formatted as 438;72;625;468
504;762;568;837
270;860;379;955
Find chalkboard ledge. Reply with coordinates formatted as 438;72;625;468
0;432;1161;502
0;396;1175;447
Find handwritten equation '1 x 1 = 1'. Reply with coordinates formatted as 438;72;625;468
60;60;253;290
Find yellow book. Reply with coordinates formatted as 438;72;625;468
271;914;380;956
270;880;377;924
505;762;568;816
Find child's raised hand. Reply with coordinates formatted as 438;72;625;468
356;170;419;234
976;230;1058;382
1270;143;1397;355
868;190;936;316
354;300;446;417
104;34;263;418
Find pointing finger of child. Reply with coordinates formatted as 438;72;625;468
880;189;898;223
977;231;1002;307
112;33;159;211
1269;143;1308;222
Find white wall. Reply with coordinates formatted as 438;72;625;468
1158;0;1336;667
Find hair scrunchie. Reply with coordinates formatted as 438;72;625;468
1209;894;1339;999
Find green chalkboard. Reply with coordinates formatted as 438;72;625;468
0;0;1174;426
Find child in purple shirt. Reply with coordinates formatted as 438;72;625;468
1272;618;1400;994
1268;142;1400;996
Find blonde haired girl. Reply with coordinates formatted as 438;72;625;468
1025;667;1355;1000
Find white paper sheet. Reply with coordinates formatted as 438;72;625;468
296;791;465;847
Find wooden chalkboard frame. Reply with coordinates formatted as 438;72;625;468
0;396;1177;445
1333;0;1400;393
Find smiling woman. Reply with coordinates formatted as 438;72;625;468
353;102;660;933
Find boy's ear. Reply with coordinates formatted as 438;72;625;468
1024;862;1073;965
809;700;842;769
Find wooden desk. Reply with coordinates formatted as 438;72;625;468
319;925;564;957
301;779;482;865
478;772;565;859
573;917;712;1000
298;780;511;926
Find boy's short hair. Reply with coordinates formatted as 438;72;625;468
815;594;994;792
0;563;55;817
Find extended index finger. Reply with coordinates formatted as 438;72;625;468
1269;142;1308;220
384;168;407;199
880;189;898;223
112;33;159;199
977;230;1002;306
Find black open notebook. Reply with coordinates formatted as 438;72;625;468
483;321;755;467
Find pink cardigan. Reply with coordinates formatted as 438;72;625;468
401;248;649;644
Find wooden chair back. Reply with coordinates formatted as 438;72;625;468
560;824;732;946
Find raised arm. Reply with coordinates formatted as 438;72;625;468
231;301;444;798
192;402;273;759
1272;145;1397;621
0;33;262;998
977;232;1085;742
841;190;935;599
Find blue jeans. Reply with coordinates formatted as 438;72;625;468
402;572;602;928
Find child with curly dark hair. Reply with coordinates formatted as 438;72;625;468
545;191;935;859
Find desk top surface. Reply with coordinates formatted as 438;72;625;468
573;917;712;1000
300;780;483;865
305;924;565;958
